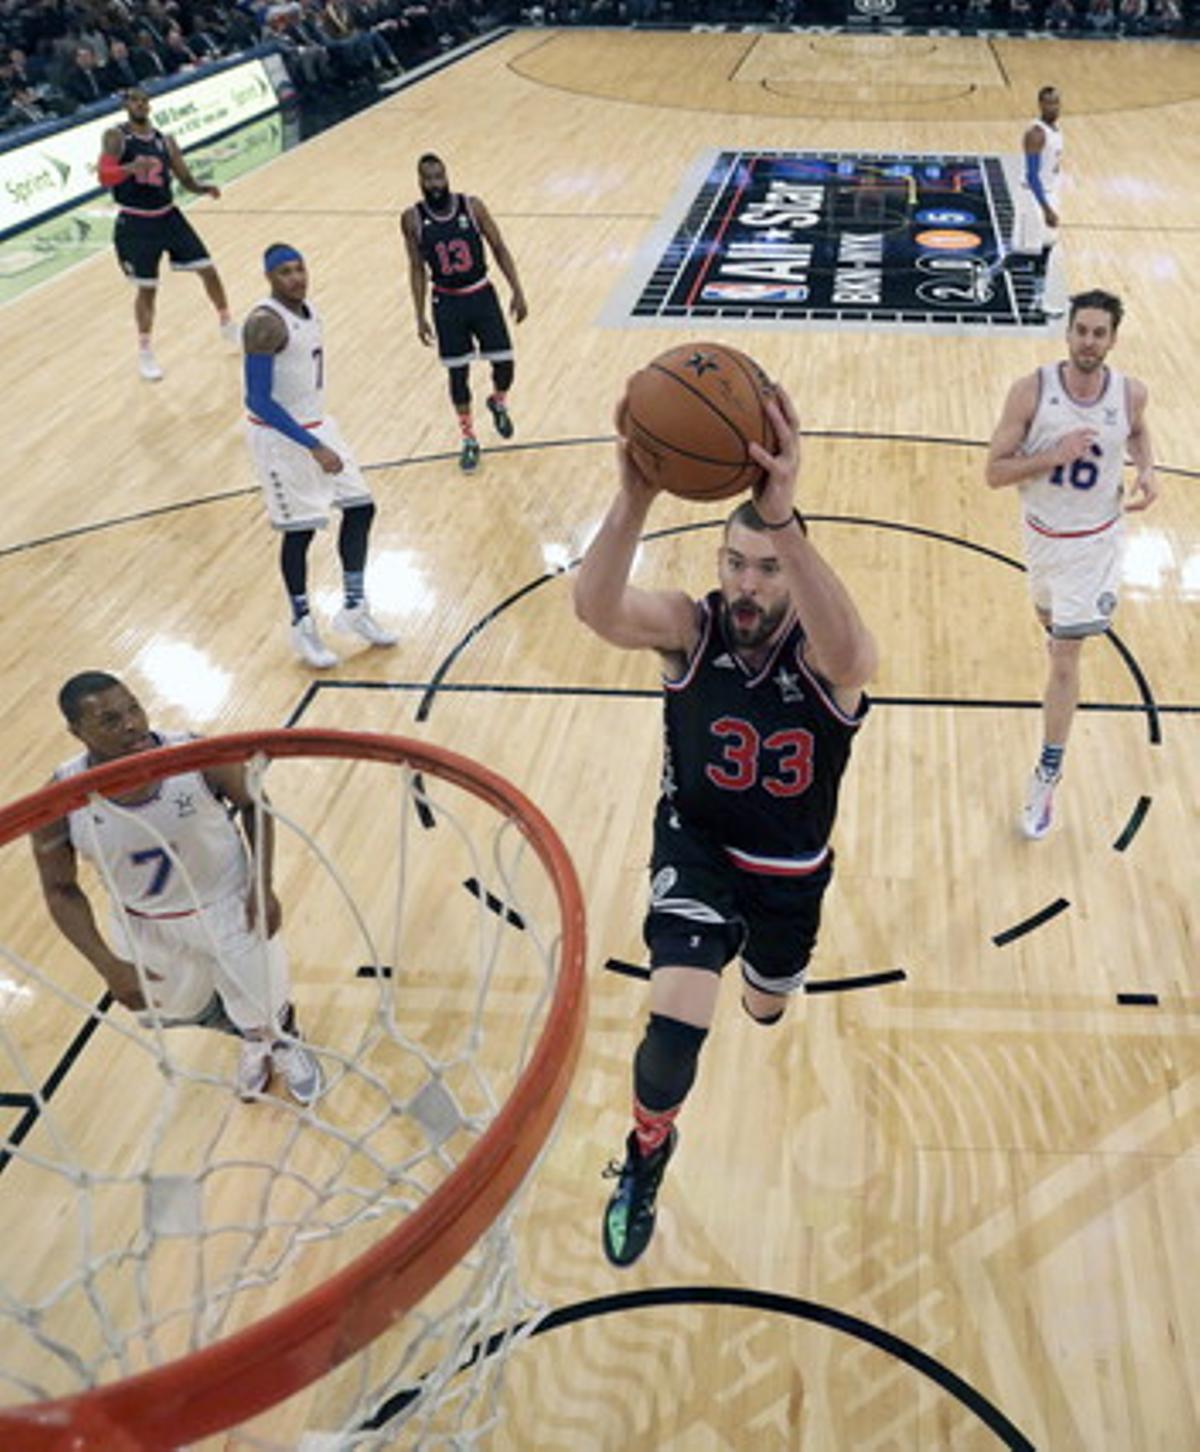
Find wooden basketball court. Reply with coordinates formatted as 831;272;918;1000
0;28;1196;1448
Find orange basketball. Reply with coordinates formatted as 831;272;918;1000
624;343;775;502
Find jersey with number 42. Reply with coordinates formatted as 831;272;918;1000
56;733;249;913
660;592;867;870
1020;363;1131;533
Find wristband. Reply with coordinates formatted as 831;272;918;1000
760;508;807;534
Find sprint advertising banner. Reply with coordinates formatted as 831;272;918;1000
0;56;278;237
0;109;289;305
613;149;1048;333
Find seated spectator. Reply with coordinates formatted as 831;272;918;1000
1117;0;1146;27
1007;0;1034;22
1044;0;1076;27
4;84;50;129
161;23;199;71
99;37;141;91
60;44;106;107
318;0;377;77
129;28;169;78
266;3;336;90
963;0;992;24
1085;0;1115;26
1151;0;1181;29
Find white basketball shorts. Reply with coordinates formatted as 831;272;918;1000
1023;518;1124;637
246;415;373;532
1012;186;1060;255
111;892;290;1032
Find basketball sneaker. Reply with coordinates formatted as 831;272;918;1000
236;1037;272;1100
1021;766;1060;840
290;614;337;669
272;1038;323;1106
459;436;481;473
601;1128;677;1268
138;349;164;383
333;604;398;648
486;396;514;439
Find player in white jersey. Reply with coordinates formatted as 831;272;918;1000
986;289;1157;839
992;87;1065;317
31;673;322;1103
243;243;397;669
1016;86;1064;315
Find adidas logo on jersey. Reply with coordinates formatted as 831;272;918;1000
712;653;737;669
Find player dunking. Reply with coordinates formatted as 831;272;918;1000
243;243;397;669
574;384;876;1267
98;87;238;382
401;154;528;473
31;673;322;1104
986;289;1157;839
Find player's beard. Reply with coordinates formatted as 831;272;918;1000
722;596;787;651
422;184;450;208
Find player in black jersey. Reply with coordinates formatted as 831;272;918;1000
401;153;528;473
98;88;238;383
574;383;876;1267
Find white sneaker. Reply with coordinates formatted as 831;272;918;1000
220;317;241;349
290;614;337;669
1020;767;1060;840
333;604;398;648
272;1039;323;1105
236;1037;272;1100
138;349;164;382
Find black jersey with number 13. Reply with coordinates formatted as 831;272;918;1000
416;194;488;290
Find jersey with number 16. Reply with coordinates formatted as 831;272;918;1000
1020;363;1131;533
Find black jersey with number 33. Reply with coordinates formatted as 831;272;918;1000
416;194;488;290
661;591;868;873
112;125;174;212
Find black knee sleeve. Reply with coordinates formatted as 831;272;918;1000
280;529;314;595
337;501;375;571
742;994;785;1026
633;1012;708;1112
492;359;514;393
449;365;471;407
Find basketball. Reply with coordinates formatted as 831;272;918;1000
624;343;776;502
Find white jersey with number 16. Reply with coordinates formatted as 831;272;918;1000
1020;363;1130;535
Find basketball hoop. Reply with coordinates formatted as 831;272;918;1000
0;730;586;1449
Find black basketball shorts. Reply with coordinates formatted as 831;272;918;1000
114;208;211;287
432;283;513;367
642;799;830;995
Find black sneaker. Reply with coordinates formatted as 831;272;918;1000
486;396;514;439
459;436;481;472
601;1128;677;1268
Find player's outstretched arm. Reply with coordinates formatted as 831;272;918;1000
400;208;434;346
30;820;152;1008
474;197;528;323
1124;378;1158;511
573;402;696;655
206;763;282;936
985;373;1094;489
167;135;219;197
750;387;876;701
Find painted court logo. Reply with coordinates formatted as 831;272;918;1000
611;150;1049;333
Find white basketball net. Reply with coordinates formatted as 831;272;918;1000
0;743;577;1448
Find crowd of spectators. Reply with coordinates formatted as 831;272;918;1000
3;0;1194;140
0;0;507;136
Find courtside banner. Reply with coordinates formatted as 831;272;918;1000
0;56;278;238
605;148;1050;334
